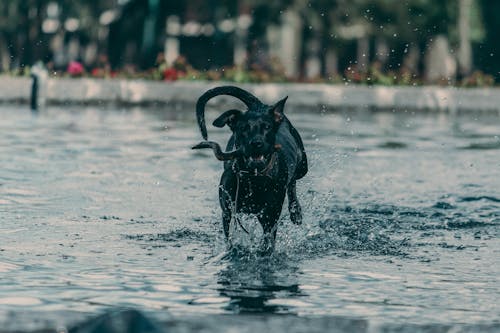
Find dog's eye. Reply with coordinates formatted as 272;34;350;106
239;124;250;134
262;124;271;130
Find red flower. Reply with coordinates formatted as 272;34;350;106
91;68;103;77
67;61;84;76
163;68;179;81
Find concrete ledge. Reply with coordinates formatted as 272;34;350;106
0;76;32;103
1;76;499;114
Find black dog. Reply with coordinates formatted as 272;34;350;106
193;86;307;248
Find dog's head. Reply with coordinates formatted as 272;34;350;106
213;98;286;171
195;86;287;172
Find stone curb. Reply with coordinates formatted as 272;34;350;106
1;76;499;114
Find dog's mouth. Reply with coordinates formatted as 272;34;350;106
244;153;271;173
248;154;266;163
242;144;281;173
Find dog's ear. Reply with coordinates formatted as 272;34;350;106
213;109;242;130
269;96;288;123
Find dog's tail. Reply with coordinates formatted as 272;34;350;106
196;86;263;140
191;141;243;161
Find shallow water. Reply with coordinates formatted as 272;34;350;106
0;105;499;331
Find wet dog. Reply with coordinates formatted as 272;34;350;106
193;86;307;249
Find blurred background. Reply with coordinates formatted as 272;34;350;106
0;0;498;85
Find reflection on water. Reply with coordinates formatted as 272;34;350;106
217;251;302;314
0;105;499;330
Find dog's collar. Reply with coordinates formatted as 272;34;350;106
233;152;278;178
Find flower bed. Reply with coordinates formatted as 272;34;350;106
3;56;496;88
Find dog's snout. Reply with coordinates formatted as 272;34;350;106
250;139;264;149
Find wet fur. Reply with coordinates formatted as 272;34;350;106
195;86;308;249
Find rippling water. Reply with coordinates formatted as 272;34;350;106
0;105;499;331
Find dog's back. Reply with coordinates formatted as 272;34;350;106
273;120;307;184
286;120;308;180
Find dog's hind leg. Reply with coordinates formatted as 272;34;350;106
287;181;302;225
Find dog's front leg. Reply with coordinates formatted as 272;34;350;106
259;214;279;253
258;192;285;252
221;211;231;239
219;170;237;240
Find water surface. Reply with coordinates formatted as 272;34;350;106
0;105;499;331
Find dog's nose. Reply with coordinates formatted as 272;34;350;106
250;140;264;149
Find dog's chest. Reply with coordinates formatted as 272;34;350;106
236;177;283;213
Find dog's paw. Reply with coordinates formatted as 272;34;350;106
289;204;303;225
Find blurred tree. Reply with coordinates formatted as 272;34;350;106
476;0;500;81
281;0;457;78
0;0;495;82
0;0;116;70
